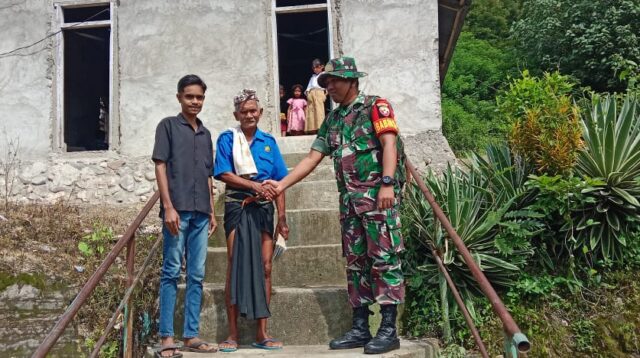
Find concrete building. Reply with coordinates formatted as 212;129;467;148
0;0;466;204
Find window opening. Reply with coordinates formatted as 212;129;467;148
275;2;330;136
63;5;110;22
276;0;326;7
60;4;111;151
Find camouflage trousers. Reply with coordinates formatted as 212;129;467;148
340;204;405;307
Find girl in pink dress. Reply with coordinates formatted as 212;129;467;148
286;84;307;136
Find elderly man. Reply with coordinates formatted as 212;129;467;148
213;89;289;352
263;57;407;354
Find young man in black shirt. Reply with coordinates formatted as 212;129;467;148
152;74;217;357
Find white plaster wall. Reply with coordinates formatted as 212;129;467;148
337;0;441;134
117;0;275;157
0;0;53;159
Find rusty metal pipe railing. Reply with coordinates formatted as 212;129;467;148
430;244;489;358
90;235;162;358
32;191;160;358
123;234;136;358
406;159;530;356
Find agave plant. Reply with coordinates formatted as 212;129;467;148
402;147;539;338
574;93;640;261
467;145;535;208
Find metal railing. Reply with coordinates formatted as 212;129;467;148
32;191;161;358
406;159;531;357
34;158;530;357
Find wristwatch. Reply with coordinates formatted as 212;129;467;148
381;176;396;186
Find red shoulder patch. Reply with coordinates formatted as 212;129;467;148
371;98;399;137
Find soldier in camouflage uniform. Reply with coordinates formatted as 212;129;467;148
263;56;406;355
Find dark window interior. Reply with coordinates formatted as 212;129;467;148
63;27;110;151
276;0;326;7
63;5;110;23
276;11;329;110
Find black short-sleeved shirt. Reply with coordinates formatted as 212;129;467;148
152;113;213;215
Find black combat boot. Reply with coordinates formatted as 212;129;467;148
364;304;400;354
329;306;373;349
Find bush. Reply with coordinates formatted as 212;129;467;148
498;71;583;174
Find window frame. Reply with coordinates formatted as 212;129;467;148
53;1;118;153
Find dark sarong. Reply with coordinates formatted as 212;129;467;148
223;189;274;320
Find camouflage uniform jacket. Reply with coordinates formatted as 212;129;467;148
311;92;406;215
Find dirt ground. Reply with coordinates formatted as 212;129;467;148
0;200;164;355
0;201;160;282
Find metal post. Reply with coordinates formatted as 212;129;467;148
123;235;135;358
90;236;162;358
432;247;489;358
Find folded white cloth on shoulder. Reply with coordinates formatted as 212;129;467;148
231;126;258;178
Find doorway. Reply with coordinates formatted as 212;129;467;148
274;1;332;136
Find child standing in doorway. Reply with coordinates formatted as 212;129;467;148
286;84;307;136
304;58;326;135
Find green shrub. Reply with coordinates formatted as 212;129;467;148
524;174;601;270
498;71;583;174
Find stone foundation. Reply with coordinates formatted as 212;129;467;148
0;131;454;206
2;154;161;205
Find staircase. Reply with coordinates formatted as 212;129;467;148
162;136;438;357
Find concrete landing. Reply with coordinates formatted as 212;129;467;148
148;338;439;358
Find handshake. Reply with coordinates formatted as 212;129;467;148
255;179;284;201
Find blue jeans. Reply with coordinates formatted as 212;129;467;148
158;211;209;339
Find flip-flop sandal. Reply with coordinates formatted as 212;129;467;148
252;338;283;350
155;344;183;358
182;339;217;353
218;339;238;353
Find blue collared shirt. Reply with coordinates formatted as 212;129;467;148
213;128;288;182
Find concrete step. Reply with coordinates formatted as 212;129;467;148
214;180;338;213
205;244;345;286
168;286;417;349
148;339;439;357
276;135;316;153
174;285;352;345
209;208;341;247
285;180;338;210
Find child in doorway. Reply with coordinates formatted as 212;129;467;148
279;84;288;137
286;84;307;136
304;58;327;135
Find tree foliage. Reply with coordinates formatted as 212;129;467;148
465;0;523;42
442;32;517;154
511;0;640;93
